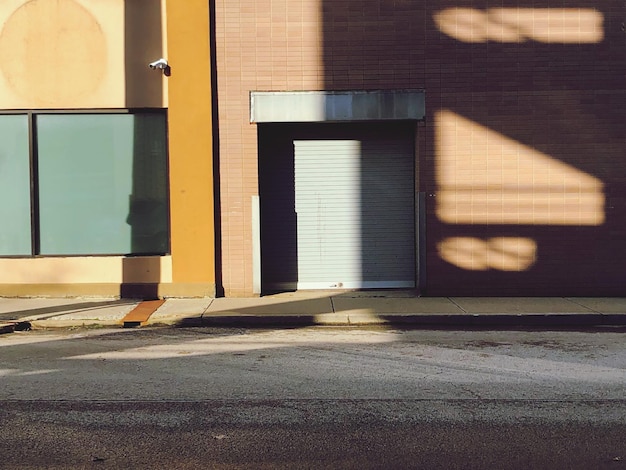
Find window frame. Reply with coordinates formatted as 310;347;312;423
0;108;170;258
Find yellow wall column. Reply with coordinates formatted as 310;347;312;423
165;0;215;297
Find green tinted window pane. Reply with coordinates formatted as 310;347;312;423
37;113;168;255
0;115;31;255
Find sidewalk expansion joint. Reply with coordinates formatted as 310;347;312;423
564;297;600;313
448;297;467;313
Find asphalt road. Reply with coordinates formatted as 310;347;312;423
1;327;625;469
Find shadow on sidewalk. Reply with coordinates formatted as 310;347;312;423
0;300;137;323
188;292;626;331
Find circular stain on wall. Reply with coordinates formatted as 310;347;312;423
0;0;107;105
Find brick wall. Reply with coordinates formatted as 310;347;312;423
215;0;626;296
215;0;324;296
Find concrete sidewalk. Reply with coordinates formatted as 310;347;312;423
2;292;626;333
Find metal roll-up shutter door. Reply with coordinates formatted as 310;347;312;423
294;138;415;289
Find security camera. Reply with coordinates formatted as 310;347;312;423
149;58;169;70
148;58;171;77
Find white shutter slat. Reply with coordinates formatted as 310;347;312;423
294;137;415;288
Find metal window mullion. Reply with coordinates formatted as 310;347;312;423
28;112;40;256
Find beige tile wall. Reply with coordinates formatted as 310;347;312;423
215;0;324;296
215;0;626;296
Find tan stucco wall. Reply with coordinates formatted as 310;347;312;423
0;0;216;298
0;256;215;298
0;256;173;284
0;0;167;109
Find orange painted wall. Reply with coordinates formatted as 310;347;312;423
166;0;215;291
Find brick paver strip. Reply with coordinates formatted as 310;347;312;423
122;300;165;328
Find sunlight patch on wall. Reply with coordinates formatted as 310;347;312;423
434;8;603;43
435;110;605;226
438;237;537;271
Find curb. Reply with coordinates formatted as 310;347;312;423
5;313;626;332
155;312;626;329
28;319;123;329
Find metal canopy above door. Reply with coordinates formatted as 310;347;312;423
250;90;425;123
